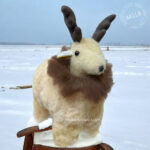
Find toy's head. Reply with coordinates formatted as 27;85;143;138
58;6;116;76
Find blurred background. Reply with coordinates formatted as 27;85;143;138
0;1;150;150
0;0;149;45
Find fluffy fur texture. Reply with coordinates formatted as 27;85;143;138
32;38;113;147
47;56;113;101
32;5;115;147
27;117;103;148
70;39;106;76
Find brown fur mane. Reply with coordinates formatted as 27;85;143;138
47;56;113;102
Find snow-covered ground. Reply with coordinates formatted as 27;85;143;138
0;45;150;150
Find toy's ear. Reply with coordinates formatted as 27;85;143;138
92;14;116;42
61;6;82;42
57;50;73;59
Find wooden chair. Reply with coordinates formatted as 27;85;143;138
17;126;113;150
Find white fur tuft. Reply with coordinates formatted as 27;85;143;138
27;116;52;130
39;118;53;130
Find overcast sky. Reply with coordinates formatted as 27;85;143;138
0;0;149;45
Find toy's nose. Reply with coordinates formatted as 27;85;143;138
99;65;104;72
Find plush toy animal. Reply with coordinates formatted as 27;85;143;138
32;6;116;147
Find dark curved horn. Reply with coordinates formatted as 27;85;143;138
61;6;82;42
92;14;116;42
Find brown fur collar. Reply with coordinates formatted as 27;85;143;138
47;56;113;102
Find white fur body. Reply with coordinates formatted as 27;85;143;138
32;38;105;146
70;39;106;76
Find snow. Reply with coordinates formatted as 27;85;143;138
0;45;150;150
27;116;38;127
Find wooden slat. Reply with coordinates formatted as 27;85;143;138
32;143;113;150
99;143;114;150
17;126;52;138
23;135;33;150
32;144;100;150
10;85;32;89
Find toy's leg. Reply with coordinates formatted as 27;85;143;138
52;121;80;146
83;100;104;136
83;119;102;136
33;99;49;123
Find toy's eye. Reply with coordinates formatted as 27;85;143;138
75;51;80;56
